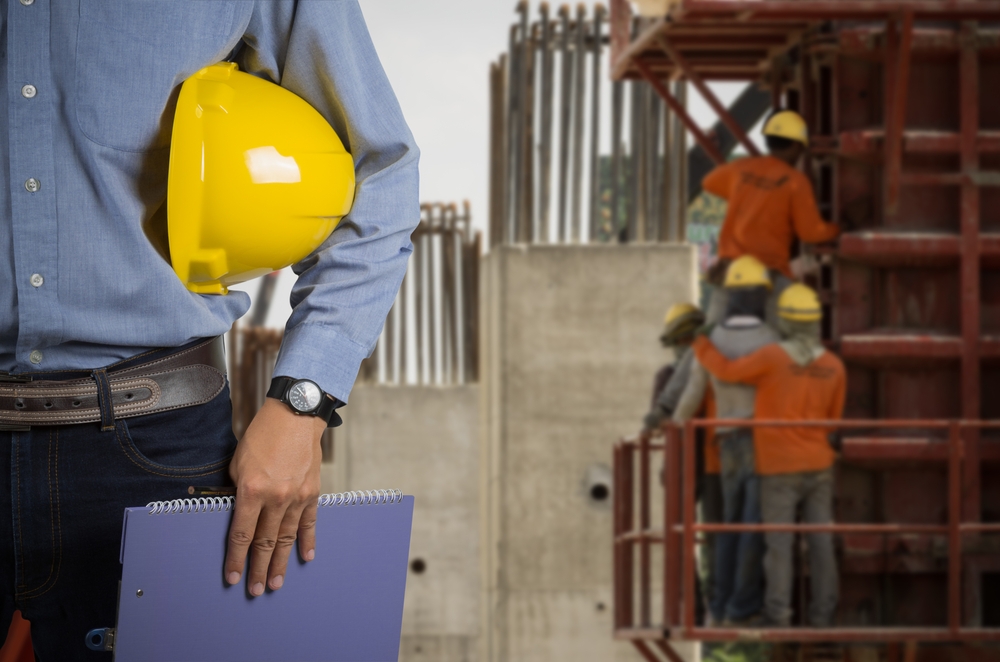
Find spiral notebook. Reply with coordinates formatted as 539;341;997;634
109;490;414;662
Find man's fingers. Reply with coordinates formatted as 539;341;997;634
224;496;262;588
267;504;306;591
298;501;319;563
246;505;287;597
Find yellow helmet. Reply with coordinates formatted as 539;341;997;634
778;283;822;322
168;62;356;295
763;110;809;147
660;303;704;346
724;255;772;289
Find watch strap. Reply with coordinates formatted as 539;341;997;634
267;377;343;428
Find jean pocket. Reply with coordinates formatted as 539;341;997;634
115;385;237;477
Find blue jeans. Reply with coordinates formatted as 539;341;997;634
0;350;235;660
711;429;765;622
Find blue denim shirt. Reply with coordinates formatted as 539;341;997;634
0;0;419;403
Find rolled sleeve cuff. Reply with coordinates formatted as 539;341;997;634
272;323;372;404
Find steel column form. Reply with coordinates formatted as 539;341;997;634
658;35;761;157
633;57;725;164
884;11;914;219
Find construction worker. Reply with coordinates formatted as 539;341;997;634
643;303;705;431
693;284;846;628
674;256;779;625
702;110;840;324
0;5;418;659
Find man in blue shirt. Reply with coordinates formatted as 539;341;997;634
0;2;418;657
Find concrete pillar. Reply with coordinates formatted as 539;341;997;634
326;384;481;662
480;244;699;662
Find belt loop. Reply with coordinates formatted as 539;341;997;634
91;368;115;432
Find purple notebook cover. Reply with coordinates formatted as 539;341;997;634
113;495;414;662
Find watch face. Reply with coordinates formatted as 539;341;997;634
288;380;322;413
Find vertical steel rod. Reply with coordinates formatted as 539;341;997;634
959;22;982;523
664;426;682;628
519;22;538;243
682;419;697;635
884;11;914;219
570;6;587;242
611;80;625;242
489;59;507;248
557;5;573;243
639;431;652;626
538;3;554;243
675;82;689;240
948;422;963;634
507;22;522;244
588;5;605;242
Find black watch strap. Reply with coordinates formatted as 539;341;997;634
267;377;344;428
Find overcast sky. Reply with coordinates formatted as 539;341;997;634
242;0;752;328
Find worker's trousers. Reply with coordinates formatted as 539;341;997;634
699;473;723;622
0;383;235;661
760;468;839;627
712;430;764;622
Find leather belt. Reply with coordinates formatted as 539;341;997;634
0;337;227;430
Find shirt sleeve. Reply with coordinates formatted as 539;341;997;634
672;360;707;423
241;1;420;403
790;173;840;244
702;162;735;199
692;336;773;385
657;349;694;413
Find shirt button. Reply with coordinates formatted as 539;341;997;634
19;0;33;5
29;350;43;365
29;273;43;288
24;178;39;193
21;84;36;99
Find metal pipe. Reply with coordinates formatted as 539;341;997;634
664;426;682;628
949;422;963;633
538;3;554;243
570;6;587;242
557;5;573;243
629;80;644;242
518;22;538;243
659;36;761;157
639;431;651;626
633;58;725;164
611;80;624;242
682;419;697;635
507;24;522;244
588;5;605;242
884;11;914;219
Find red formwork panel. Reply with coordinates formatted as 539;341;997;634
808;20;1000;642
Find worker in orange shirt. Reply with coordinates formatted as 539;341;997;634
702;111;841;324
693;284;845;628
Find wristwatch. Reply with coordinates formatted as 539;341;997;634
267;376;343;427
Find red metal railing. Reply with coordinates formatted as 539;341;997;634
613;419;1000;645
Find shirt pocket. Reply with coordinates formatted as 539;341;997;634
74;1;247;153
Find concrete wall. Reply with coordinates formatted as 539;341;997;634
325;384;480;662
480;244;699;662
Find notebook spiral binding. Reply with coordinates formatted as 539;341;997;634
146;489;404;515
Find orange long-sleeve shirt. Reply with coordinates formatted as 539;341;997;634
703;156;840;277
692;337;846;475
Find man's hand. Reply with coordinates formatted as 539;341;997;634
225;398;325;596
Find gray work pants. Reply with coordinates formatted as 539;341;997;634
760;469;838;627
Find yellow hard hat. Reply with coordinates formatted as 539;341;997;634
763;110;809;147
724;255;772;289
778;283;822;321
168;62;356;295
660;303;704;346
